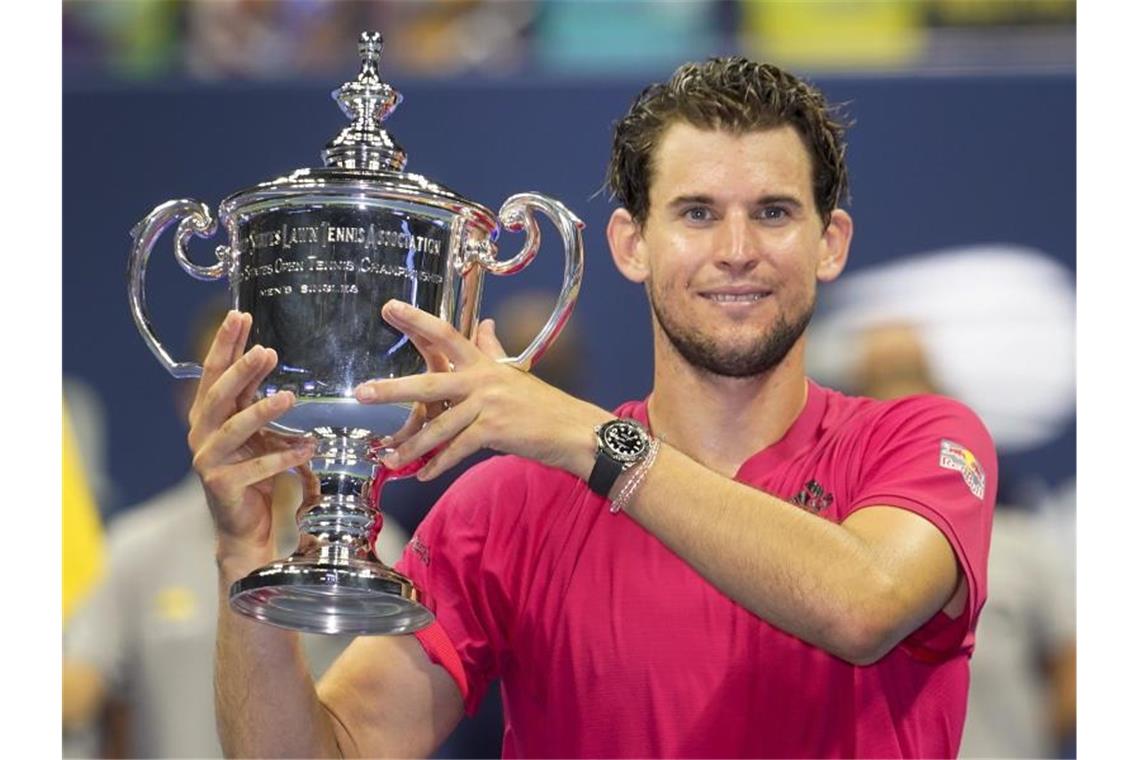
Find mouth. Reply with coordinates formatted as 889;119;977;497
698;288;772;303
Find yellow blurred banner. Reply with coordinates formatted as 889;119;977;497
741;1;926;70
62;403;104;619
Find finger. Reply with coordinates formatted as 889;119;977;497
416;429;484;481
383;400;480;469
228;311;253;367
384;403;427;448
353;372;467;405
402;326;452;373
206;441;317;496
194;311;245;409
195;391;297;469
475;319;509;360
382;300;483;369
195;345;277;432
401;328;455;418
236;347;279;411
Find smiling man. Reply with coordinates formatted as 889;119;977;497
191;58;996;758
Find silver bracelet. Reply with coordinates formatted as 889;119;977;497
610;436;661;514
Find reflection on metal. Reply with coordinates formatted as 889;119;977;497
127;30;585;636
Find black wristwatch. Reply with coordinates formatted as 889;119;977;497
588;418;652;497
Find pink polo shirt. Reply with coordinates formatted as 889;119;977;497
394;381;996;758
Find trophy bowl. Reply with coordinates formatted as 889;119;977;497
127;32;584;636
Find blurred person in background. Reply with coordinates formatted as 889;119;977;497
62;302;409;758
63;377;118;511
183;0;356;80
62;393;110;759
368;0;535;76
809;247;1077;758
191;57;998;758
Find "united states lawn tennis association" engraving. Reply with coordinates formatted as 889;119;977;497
237;222;447;297
246;222;444;255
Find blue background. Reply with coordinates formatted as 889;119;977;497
63;72;1075;515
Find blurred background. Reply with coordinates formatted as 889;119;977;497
62;1;1075;758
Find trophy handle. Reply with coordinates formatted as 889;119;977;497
128;199;227;379
475;192;585;371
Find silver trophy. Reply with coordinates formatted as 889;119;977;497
128;32;584;636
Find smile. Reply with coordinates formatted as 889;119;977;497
700;291;770;303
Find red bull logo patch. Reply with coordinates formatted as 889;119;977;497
939;439;986;500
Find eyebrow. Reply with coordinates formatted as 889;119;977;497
666;194;805;209
666;194;716;209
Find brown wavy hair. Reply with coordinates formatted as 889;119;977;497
605;57;851;225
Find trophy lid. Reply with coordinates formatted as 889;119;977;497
322;32;406;172
219;31;497;232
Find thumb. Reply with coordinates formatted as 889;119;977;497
476;318;508;360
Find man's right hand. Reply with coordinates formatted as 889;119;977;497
187;311;316;575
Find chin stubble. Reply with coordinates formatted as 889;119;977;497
649;286;815;378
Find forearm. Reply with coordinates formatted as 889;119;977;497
215;555;344;758
619;445;910;663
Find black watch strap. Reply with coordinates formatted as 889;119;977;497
588;454;626;497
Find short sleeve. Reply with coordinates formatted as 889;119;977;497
394;457;524;716
847;395;997;658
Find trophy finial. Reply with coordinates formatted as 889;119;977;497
324;30;406;172
360;31;383;62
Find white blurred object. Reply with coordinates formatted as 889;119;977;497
807;245;1075;452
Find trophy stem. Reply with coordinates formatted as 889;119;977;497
295;433;381;566
227;427;434;636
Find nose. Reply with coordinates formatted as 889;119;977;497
715;210;760;274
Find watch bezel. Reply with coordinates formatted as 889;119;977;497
597;418;651;465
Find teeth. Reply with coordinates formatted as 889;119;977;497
706;293;765;302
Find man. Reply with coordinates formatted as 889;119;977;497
190;58;995;757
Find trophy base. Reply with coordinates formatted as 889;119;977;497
229;558;434;636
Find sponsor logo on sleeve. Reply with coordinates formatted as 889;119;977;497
409;535;431;566
939;439;986;500
792;479;834;514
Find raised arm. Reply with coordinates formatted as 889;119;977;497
355;301;974;666
191;311;463;757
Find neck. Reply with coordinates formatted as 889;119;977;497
647;332;809;477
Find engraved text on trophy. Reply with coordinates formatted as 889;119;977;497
235;206;451;397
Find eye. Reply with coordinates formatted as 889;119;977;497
682;206;715;223
756;206;790;223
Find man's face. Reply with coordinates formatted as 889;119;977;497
636;122;842;378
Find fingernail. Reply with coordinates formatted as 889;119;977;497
378;435;394;447
355;384;376;401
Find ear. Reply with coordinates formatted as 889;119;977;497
607;208;650;284
816;209;853;283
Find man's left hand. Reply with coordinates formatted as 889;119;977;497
354;299;609;481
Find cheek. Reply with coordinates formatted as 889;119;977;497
645;236;696;287
772;234;823;281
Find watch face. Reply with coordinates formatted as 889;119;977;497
602;421;648;462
